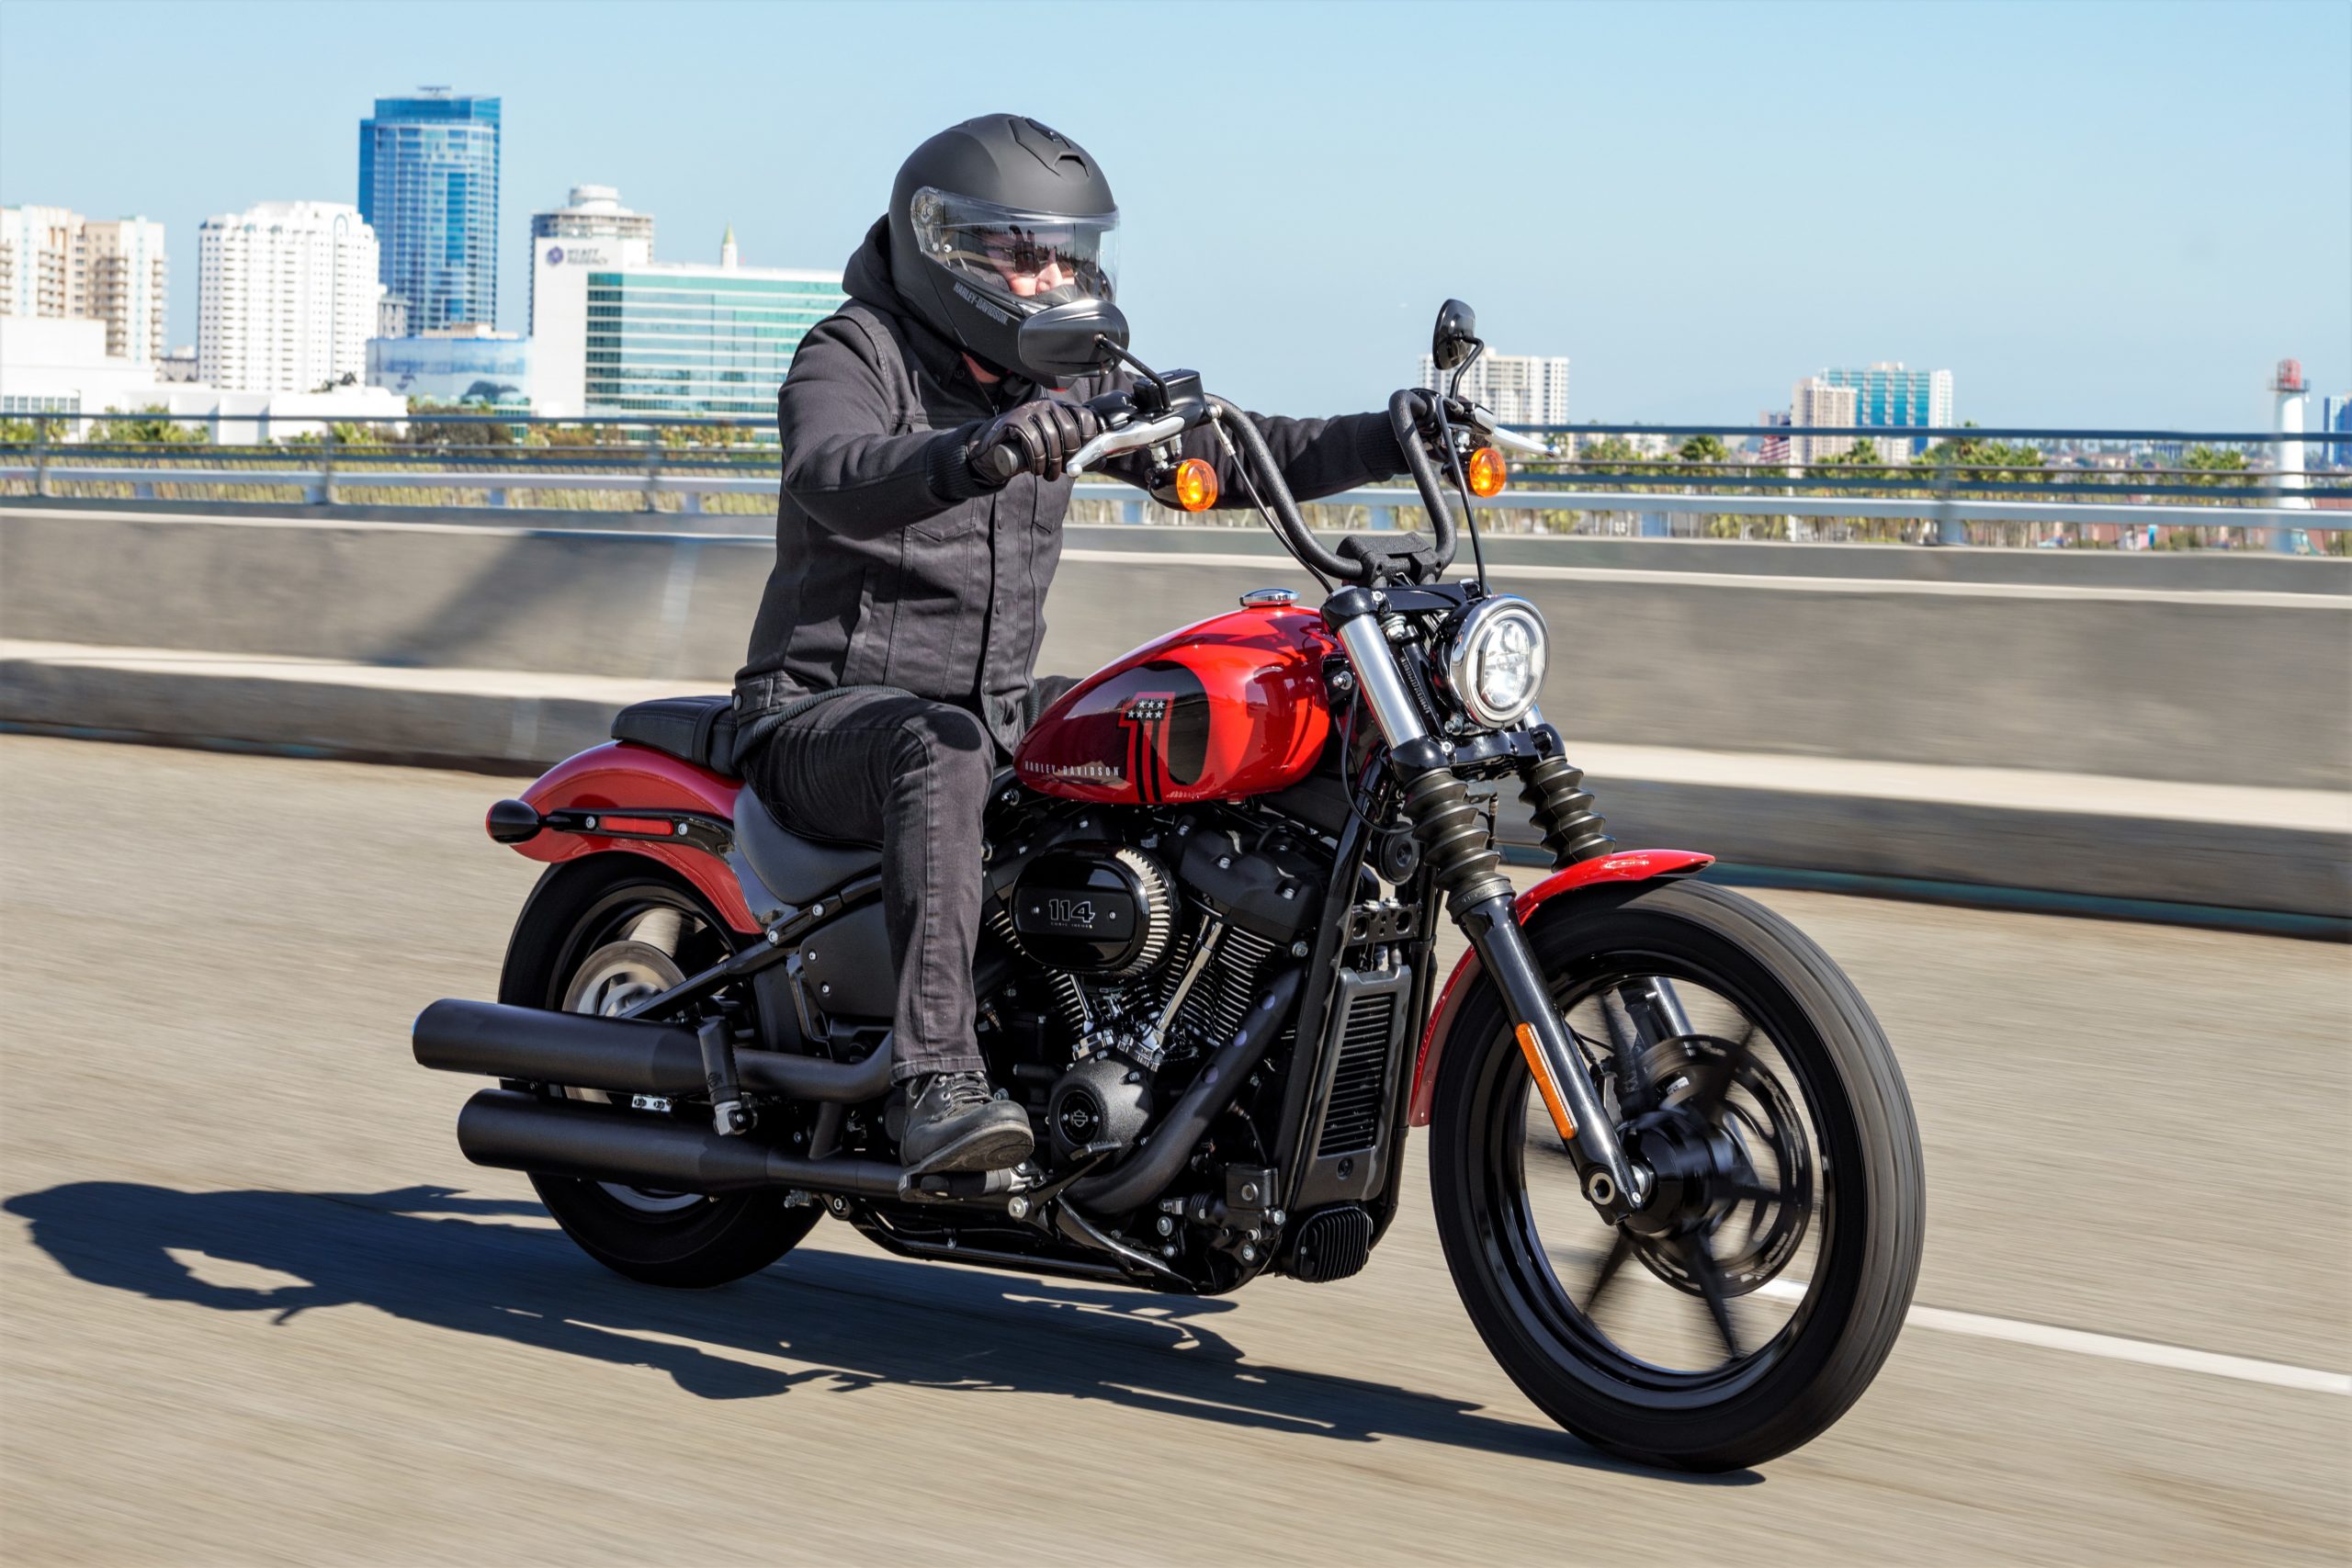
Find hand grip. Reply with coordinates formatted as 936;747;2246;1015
978;434;1029;483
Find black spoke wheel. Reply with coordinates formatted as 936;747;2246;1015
1430;880;1923;1470
498;856;820;1289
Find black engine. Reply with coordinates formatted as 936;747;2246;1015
978;800;1330;1173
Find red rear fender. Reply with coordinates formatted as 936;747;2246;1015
497;742;757;933
1407;850;1715;1127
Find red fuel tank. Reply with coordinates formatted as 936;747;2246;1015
1015;603;1337;806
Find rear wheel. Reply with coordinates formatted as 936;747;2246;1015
1430;879;1923;1470
500;857;819;1288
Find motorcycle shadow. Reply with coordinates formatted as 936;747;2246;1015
6;1181;1758;1483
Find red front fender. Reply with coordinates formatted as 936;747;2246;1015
501;742;759;933
1406;850;1715;1127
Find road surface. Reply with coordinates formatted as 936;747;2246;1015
2;736;2344;1565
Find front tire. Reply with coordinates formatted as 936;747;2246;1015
1430;879;1924;1470
500;856;820;1289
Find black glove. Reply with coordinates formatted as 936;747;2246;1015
968;396;1102;486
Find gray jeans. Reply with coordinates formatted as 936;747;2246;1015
740;688;993;1084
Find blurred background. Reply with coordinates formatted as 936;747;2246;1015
2;2;2346;1563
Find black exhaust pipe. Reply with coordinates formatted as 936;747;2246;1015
413;999;893;1102
456;1089;903;1197
1070;967;1301;1216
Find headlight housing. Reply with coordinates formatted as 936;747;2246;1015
1443;596;1549;728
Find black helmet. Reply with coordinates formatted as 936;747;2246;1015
887;114;1118;380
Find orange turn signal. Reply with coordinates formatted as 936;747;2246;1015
1172;457;1219;513
1466;445;1509;498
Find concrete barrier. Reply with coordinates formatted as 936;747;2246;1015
4;502;2346;924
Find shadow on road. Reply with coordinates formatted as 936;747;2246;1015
6;1181;1757;1483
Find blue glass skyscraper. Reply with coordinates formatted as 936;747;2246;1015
358;90;501;331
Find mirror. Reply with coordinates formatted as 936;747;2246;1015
1430;299;1479;372
1016;299;1131;382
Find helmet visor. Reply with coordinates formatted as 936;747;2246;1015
910;186;1118;310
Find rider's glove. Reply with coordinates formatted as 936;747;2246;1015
967;397;1103;487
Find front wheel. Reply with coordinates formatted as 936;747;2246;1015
1430;879;1923;1470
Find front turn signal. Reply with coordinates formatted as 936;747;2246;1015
1466;445;1509;498
1173;457;1220;513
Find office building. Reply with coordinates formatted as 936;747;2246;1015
198;200;381;393
358;89;501;331
1418;349;1569;426
2320;392;2350;471
1819;362;1953;455
531;230;843;417
529;185;654;333
0;206;169;364
1789;377;1859;463
368;323;532;406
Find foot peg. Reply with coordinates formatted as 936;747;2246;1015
697;1018;751;1136
898;1164;1036;1203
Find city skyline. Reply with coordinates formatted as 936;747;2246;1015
2;0;2346;426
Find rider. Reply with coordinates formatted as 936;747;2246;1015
735;114;1409;1179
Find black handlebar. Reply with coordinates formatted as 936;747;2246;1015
1386;389;1460;577
1204;395;1364;584
979;387;1464;589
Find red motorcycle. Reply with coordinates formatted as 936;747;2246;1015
413;299;1923;1470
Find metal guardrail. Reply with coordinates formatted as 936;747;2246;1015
6;466;2344;552
5;410;2346;549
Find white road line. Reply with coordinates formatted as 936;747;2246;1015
1750;1280;2351;1394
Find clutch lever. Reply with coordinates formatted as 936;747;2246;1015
1453;399;1551;457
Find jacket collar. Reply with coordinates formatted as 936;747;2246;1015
843;218;1033;406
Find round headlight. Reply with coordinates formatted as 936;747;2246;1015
1444;596;1549;728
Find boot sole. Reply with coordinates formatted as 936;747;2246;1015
901;1120;1035;1178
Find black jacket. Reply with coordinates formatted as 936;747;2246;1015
736;220;1405;752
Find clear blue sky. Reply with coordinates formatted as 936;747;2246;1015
4;0;2346;427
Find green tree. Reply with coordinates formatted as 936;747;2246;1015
1915;429;2044;485
2180;444;2251;483
406;418;513;447
91;405;204;445
1675;433;1731;465
1807;436;1883;477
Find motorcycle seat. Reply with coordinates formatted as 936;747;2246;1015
731;784;881;905
611;694;741;776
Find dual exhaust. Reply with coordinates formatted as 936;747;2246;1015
415;976;1299;1217
414;999;898;1201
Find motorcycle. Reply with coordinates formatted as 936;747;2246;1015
411;298;1924;1470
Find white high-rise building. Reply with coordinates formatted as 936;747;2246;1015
1789;377;1859;463
527;184;655;333
198;201;380;393
0;206;169;364
1418;350;1570;426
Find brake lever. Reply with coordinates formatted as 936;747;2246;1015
1066;412;1189;476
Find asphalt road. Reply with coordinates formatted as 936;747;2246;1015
3;735;2345;1566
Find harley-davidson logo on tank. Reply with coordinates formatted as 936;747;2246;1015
1014;604;1338;806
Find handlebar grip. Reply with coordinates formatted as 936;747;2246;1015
978;434;1029;483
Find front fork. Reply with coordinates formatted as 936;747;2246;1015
1329;594;1647;1220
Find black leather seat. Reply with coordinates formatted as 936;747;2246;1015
611;694;741;776
731;784;880;904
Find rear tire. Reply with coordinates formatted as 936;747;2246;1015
1429;879;1924;1470
501;856;819;1289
